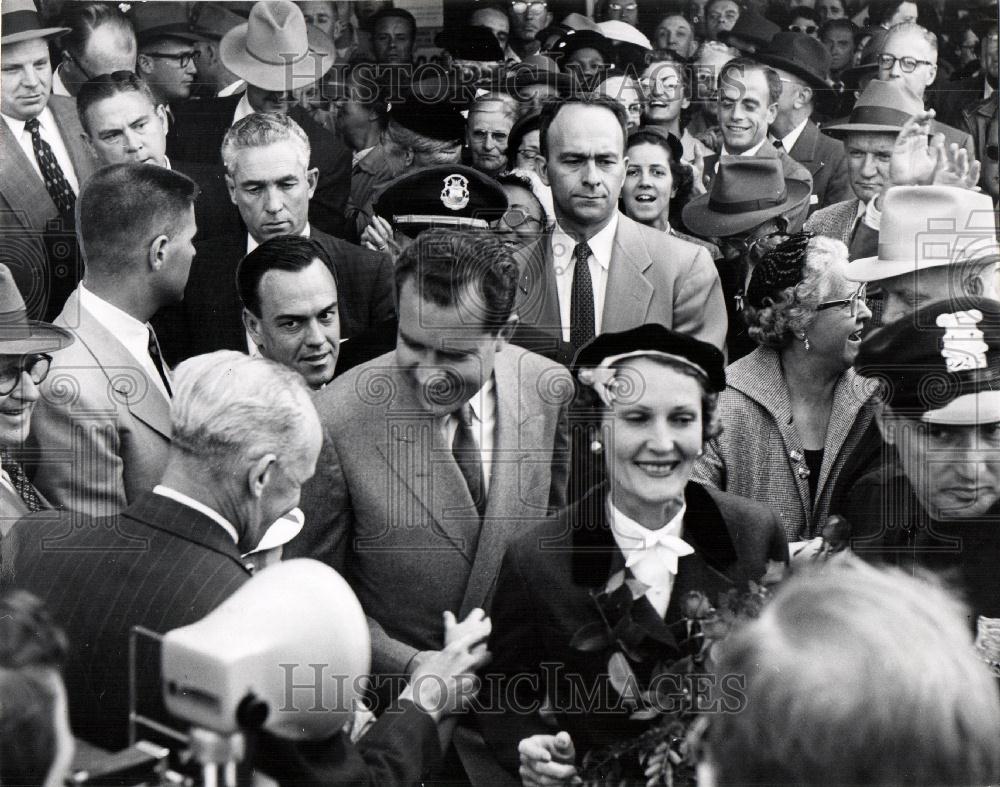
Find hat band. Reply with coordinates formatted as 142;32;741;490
392;214;490;228
708;190;788;215
848;104;912;128
2;9;44;37
884;364;1000;412
245;39;313;68
0;308;33;339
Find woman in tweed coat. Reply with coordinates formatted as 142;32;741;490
694;233;878;548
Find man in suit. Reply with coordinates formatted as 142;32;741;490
129;3;206;115
4;351;489;783
189;2;247;98
76;71;238;242
0;1;98;322
155;112;393;366
512;94;727;365
29;164;198;518
237;235;341;389
167;0;352;239
757;33;852;213
291;229;572;686
0;264;73;535
806;79;911;260
701;58;814;229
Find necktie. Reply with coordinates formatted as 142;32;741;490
569;242;596;349
25;117;75;215
0;449;45;513
147;326;173;397
452;403;485;517
773;138;784;151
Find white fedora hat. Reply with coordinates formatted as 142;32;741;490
847;186;1000;283
220;0;334;93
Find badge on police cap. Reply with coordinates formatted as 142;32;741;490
441;174;470;211
936;309;989;373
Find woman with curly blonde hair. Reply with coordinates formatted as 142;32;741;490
693;232;878;553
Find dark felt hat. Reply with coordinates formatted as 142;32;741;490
855;298;1000;424
0;0;69;45
573;323;726;394
0;264;73;354
756;32;832;91
129;1;208;45
373;164;508;234
718;8;780;52
387;90;468;142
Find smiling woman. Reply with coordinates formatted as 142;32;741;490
694;233;878;547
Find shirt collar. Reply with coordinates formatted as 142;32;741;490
247;222;310;253
233;92;254;125
464;375;495;426
552;211;620;272
153;485;240;544
353;146;375;167
51;65;71;97
77;283;150;341
610;500;687;553
722;137;767;157
2;105;54;139
778;117;809;151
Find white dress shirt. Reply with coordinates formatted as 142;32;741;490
774;117;808;151
552;213;619;343
2;107;81;194
444;377;497;496
233;92;255;126
611;501;691;617
153;485;240;543
51;65;71;97
78;285;172;401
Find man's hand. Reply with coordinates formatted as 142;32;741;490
932;140;982;190
518;731;580;786
402;610;492;722
889;110;940;189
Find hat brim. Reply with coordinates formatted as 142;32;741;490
137;24;209;45
220;24;334;92
824;121;906;138
0;322;74;354
921;391;1000;425
845;253;968;282
0;26;70;45
682;178;812;238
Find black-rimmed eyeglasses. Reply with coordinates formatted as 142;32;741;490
877;54;934;73
143;50;200;69
0;354;52;396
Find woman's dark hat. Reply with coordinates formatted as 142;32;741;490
744;232;813;308
572;324;726;394
0;264;73;354
551;29;614;64
682;158;812;238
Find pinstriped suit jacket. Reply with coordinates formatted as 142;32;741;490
693;346;878;540
1;492;251;751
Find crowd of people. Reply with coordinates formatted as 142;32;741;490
1;0;999;785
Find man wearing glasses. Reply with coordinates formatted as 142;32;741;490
507;0;551;60
0;264;73;532
129;3;206;118
51;2;136;98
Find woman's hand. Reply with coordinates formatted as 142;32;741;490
360;216;401;258
518;731;580;786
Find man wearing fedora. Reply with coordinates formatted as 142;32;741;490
756;32;852;213
0;264;72;533
847;297;1000;624
189;2;248;99
0;0;97;322
717;7;780;54
701;58;814;229
50;2;136;98
168;0;352;240
129;3;207;118
29;164;198;519
807;79;909;259
683;156;812;361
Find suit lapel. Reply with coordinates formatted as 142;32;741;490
61;290;172;440
49;96;97;186
459;351;539;615
370;364;480;563
816;369;874;504
0;116;56;229
788;121;819;165
603;215;654;333
515;234;561;330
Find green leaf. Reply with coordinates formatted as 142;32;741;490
629;707;660;721
626;577;650;599
605;569;626;593
608;651;640;703
571;621;614;652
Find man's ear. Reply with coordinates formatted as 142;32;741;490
797;85;812;109
765;102;778;125
538;156;549;186
82;131;97;158
243;307;263;349
247;453;277;501
136;53;152;77
155;103;169;130
925;64;937;88
402;147;415;168
306;167;319;199
149;234;169;272
495;314;519;349
225;173;237;205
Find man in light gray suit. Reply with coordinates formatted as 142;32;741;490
0;0;98;321
29;164;197;518
292;229;572;685
511;94;727;365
